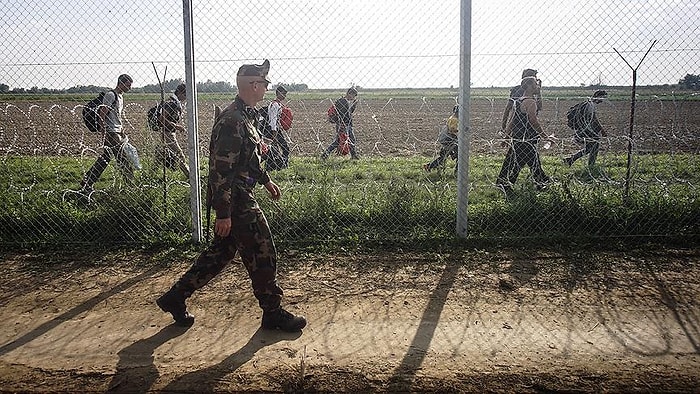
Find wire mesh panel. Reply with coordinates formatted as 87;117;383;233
0;1;192;245
0;0;698;246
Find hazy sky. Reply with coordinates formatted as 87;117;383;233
1;0;698;90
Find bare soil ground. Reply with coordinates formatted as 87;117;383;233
1;244;698;393
3;95;699;157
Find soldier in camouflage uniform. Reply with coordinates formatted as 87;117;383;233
156;60;307;332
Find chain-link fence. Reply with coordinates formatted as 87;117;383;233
1;0;698;246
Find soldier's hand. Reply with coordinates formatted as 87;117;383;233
214;217;231;238
264;181;281;201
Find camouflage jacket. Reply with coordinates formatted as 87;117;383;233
208;96;271;219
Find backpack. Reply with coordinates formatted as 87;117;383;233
146;104;162;131
337;131;350;155
280;106;293;131
81;90;116;133
149;98;183;132
260;102;293;132
566;102;587;130
327;104;338;123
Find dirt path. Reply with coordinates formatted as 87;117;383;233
0;246;698;392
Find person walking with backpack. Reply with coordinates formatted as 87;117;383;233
263;85;291;170
496;69;543;192
499;68;541;133
424;105;459;172
156;59;307;332
155;83;190;179
563;90;607;168
321;87;359;160
80;74;134;193
496;76;552;195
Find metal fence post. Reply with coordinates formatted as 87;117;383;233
456;0;472;238
183;0;202;243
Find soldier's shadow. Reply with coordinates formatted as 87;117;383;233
161;327;302;392
107;324;191;393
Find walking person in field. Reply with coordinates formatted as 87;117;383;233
80;74;134;192
563;90;608;168
155;83;190;179
156;59;307;332
500;68;542;134
497;69;543;192
321;87;359;160
424;105;459;173
263;85;292;170
496;76;552;195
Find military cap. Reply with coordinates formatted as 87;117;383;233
237;59;270;83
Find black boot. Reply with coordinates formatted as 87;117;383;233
156;288;195;327
261;308;307;332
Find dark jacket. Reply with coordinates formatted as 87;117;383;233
334;97;356;127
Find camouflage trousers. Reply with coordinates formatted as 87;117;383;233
174;185;283;311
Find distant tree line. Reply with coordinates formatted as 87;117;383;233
0;79;241;94
678;74;700;90
273;82;309;92
141;79;185;93
0;79;310;94
140;79;239;93
0;83;68;94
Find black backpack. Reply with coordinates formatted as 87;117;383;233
149;99;184;131
147;104;162;131
81;90;117;133
566;102;587;130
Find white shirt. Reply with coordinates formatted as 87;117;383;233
102;90;123;133
267;100;282;132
